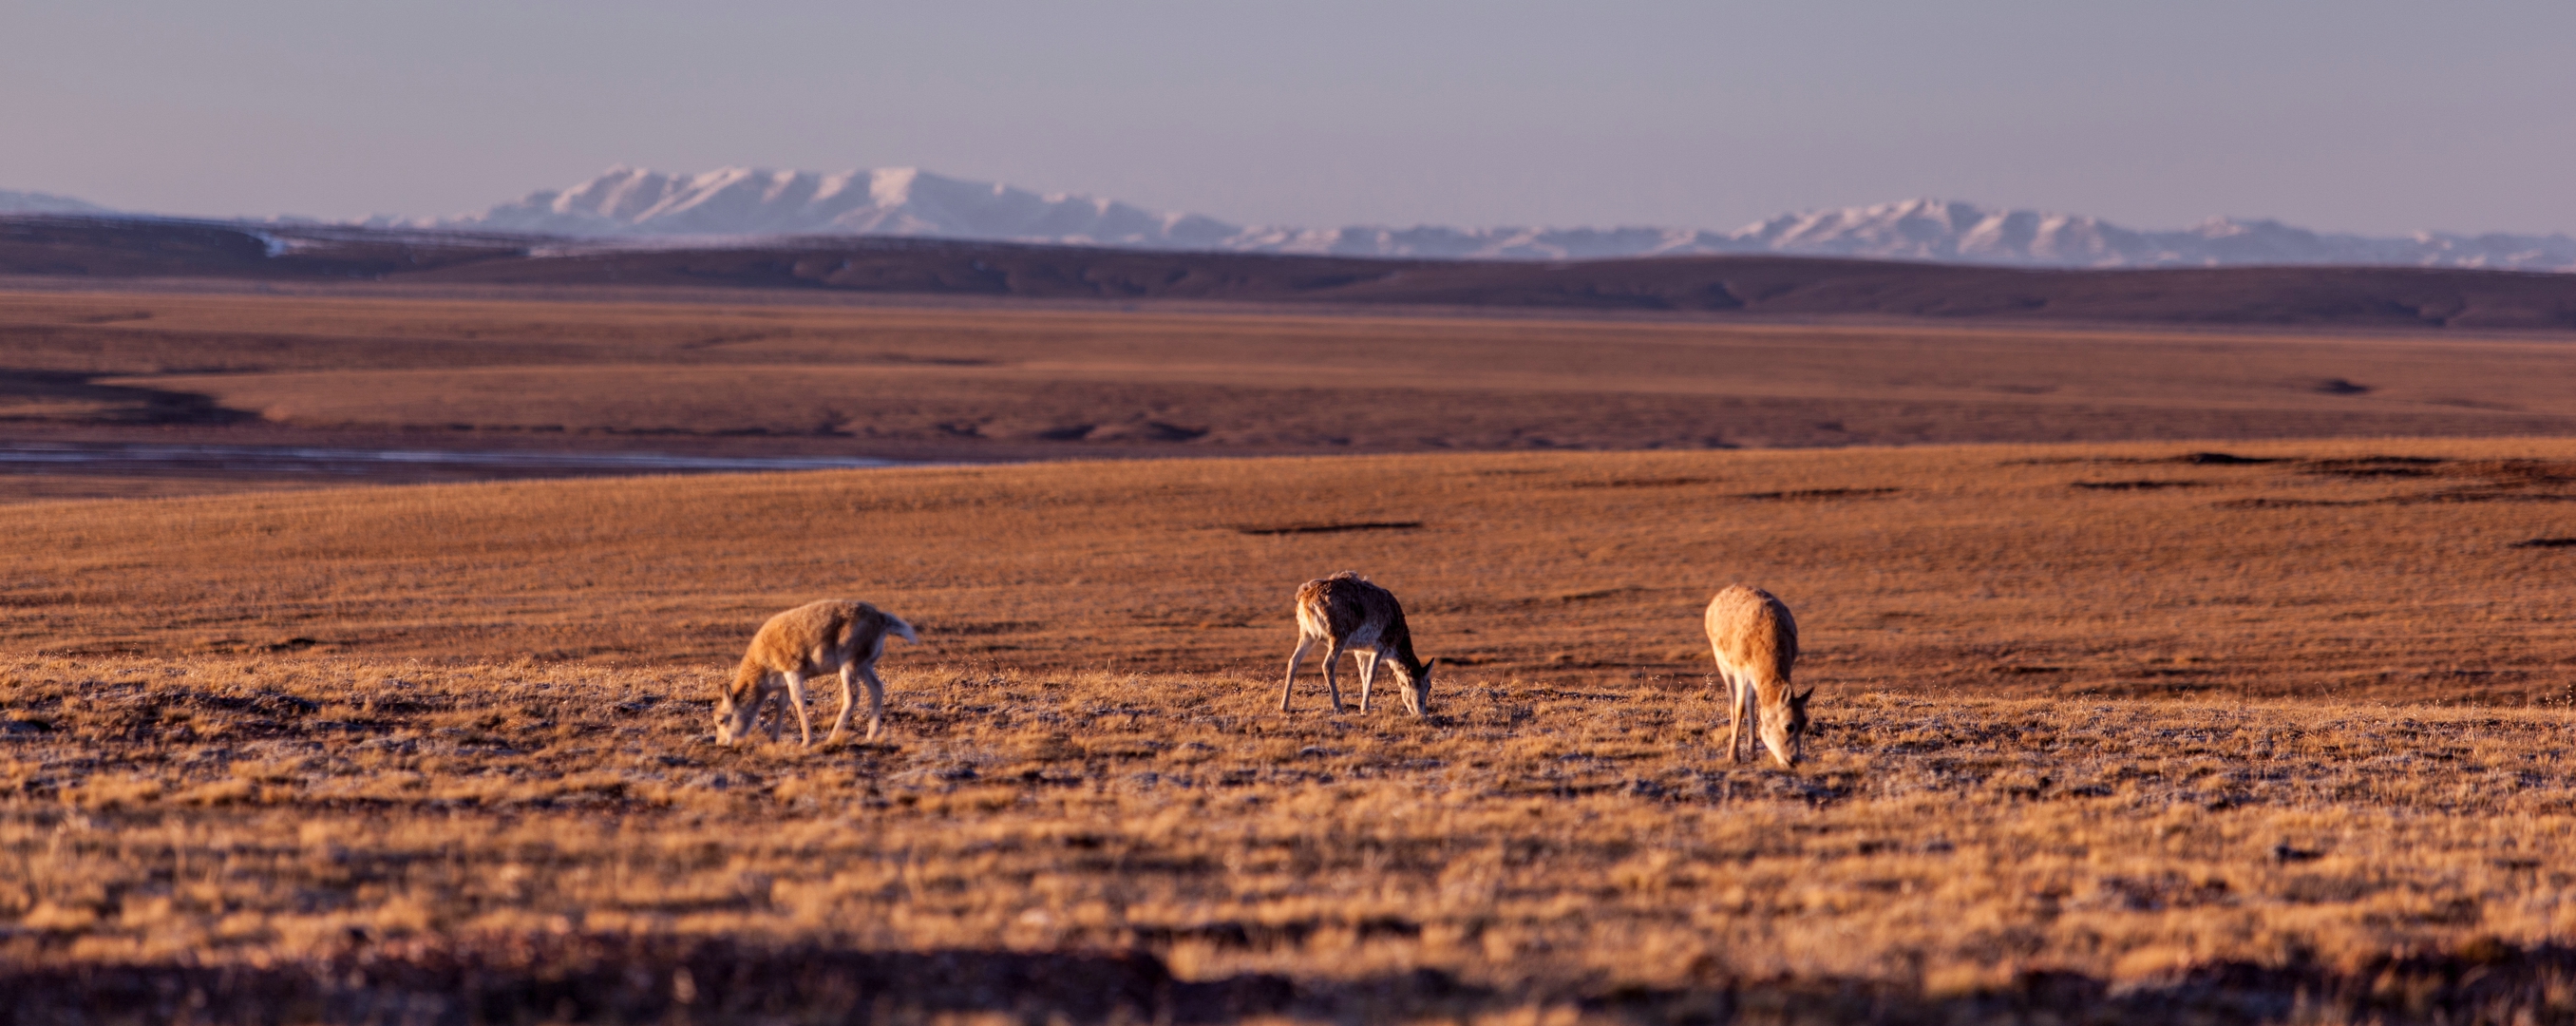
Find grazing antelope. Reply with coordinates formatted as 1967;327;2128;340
1281;571;1437;716
1706;584;1810;767
715;599;919;747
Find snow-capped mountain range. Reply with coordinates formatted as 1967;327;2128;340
19;166;2576;271
383;166;2576;271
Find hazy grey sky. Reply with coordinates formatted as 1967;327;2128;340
6;1;2572;235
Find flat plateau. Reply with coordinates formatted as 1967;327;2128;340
6;438;2576;1022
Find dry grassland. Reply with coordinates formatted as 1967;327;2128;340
3;440;2576;1020
5;654;2576;1023
9;290;2576;501
5;438;2573;703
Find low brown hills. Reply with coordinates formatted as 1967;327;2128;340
9;213;2576;328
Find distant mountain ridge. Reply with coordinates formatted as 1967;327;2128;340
390;166;2576;271
0;189;116;217
17;167;2576;271
393;166;1247;251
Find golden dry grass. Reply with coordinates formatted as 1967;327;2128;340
6;653;2576;1022
3;439;2576;1019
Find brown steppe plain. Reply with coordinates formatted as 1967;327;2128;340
11;289;2576;502
8;290;2576;1023
9;440;2576;1023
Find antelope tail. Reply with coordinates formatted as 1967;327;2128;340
886;615;921;645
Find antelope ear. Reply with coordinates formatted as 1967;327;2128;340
1421;657;1440;673
1793;688;1813;704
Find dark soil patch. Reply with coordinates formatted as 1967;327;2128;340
1733;487;1899;501
1560;477;1725;489
2170;452;2282;466
2073;480;2207;490
0;370;254;426
1232;521;1425;536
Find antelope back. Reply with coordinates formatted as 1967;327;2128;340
1705;584;1798;684
1297;572;1406;641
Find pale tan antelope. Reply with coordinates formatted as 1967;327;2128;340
1706;584;1810;767
715;599;919;747
1281;571;1438;716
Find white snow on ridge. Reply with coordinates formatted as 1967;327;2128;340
1714;198;2576;271
14;171;2576;271
401;169;2576;272
396;165;1244;250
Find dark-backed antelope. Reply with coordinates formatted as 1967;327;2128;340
1705;584;1810;767
1281;571;1437;716
715;599;919;746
